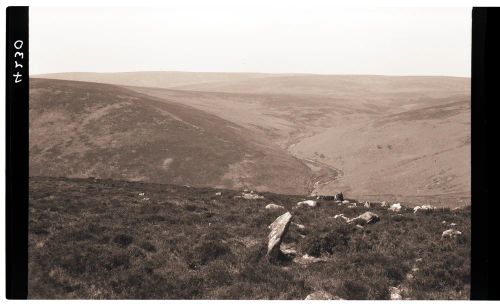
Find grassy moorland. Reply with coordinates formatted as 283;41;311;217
34;72;470;201
29;78;312;195
28;176;470;299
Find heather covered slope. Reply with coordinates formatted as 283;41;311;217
32;72;471;204
29;78;312;194
129;78;470;204
28;177;470;299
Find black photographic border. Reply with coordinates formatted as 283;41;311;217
6;6;29;300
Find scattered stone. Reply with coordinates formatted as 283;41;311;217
442;229;462;238
415;258;423;263
348;211;380;225
292;222;306;230
389;286;402;300
305;291;342;300
215;192;222;196
347;205;356;209
442;220;447;224
267;212;293;261
138;192;145;196
380;201;388;207
280;243;298;255
297;200;318;207
450;223;457;226
389;203;402;212
294;254;327;265
356;224;364;229
413;204;435;213
265;203;285;210
242;192;264;200
334;214;350;222
341;200;350;204
364;201;373;208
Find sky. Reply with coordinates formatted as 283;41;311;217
30;6;472;77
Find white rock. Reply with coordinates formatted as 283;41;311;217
265;204;285;210
450;223;457;226
334;214;351;222
294;254;327;265
305;291;342;300
442;229;462;238
242;192;264;200
297;200;318;207
292;222;306;230
348;211;380;225
389;203;402;212
267;212;293;260
389;287;402;300
342;200;350;204
380;201;388;207
215;192;222;196
280;243;297;255
413;204;435;213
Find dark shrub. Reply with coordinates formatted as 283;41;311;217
184;204;198;212
105;253;130;270
243;243;267;264
113;234;134;247
140;241;157;252
300;226;350;257
145;215;166;222
385;265;406;284
339;279;369;299
188;240;231;267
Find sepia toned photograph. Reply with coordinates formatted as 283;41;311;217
26;4;471;299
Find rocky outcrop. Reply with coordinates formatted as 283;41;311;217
348;211;380;225
267;212;293;261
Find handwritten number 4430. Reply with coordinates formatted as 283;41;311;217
13;40;23;83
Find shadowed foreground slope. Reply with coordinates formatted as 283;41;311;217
29;78;312;194
29;177;470;299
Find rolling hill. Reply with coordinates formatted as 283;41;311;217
29;78;313;194
32;72;471;205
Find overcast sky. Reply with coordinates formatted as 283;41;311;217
30;6;472;77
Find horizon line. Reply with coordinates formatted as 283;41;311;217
31;70;471;79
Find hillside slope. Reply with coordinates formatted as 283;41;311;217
32;72;471;204
129;81;470;204
29;78;312;194
29;177;470;299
